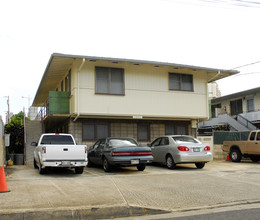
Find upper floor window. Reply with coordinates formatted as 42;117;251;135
65;69;71;94
95;67;124;95
169;73;193;91
230;99;242;116
246;97;254;112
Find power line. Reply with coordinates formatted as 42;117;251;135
230;60;260;70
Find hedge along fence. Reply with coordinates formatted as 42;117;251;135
213;131;250;145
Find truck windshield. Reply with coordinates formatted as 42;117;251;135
40;135;74;145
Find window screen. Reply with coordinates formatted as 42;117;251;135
95;67;124;95
83;123;109;141
137;124;150;141
169;73;193;91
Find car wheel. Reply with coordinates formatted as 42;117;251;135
38;163;46;174
103;158;112;172
166;155;176;169
137;164;146;171
33;159;38;169
250;156;260;163
230;149;242;162
195;162;205;169
75;167;84;174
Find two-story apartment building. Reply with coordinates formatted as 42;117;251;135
199;87;260;134
32;53;238;146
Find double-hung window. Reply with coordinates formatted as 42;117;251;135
169;73;193;91
82;123;109;141
246;97;254;112
95;67;124;95
137;124;150;141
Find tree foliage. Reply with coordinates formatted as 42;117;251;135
5;111;30;154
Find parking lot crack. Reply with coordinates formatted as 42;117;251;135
109;177;129;206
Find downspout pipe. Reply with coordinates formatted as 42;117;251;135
73;58;85;122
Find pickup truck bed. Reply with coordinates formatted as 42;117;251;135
33;133;88;174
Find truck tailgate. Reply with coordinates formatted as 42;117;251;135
43;145;86;160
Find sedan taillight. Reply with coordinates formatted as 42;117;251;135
204;146;211;151
177;146;189;151
112;151;152;157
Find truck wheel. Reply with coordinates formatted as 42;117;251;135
230;149;242;162
166;155;176;169
137;164;146;171
39;163;46;174
34;159;38;169
250;156;260;163
103;158;112;172
75;167;84;174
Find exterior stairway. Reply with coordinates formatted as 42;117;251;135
199;114;251;131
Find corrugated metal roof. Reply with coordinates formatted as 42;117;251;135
32;53;239;106
212;87;260;103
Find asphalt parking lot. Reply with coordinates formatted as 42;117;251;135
1;161;260;219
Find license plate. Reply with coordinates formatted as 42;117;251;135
131;159;139;165
193;148;200;152
62;161;71;166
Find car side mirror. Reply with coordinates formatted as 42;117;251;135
147;144;151;147
31;142;37;146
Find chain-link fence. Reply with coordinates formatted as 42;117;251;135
213;131;250;145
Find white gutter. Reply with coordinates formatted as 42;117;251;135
73;58;85;122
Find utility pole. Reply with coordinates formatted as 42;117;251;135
4;96;10;124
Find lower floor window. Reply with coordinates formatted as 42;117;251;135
165;124;188;135
82;123;109;141
137;124;150;141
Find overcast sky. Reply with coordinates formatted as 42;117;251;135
1;0;260;123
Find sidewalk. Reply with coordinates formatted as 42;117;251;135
0;166;168;219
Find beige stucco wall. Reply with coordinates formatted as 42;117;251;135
69;60;209;120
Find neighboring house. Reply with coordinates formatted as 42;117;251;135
199;87;260;134
32;53;238;146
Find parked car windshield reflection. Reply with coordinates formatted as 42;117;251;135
109;139;138;147
171;136;200;144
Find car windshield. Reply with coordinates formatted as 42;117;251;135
108;138;138;147
40;135;74;145
171;136;199;144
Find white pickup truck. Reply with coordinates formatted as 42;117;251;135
32;133;88;174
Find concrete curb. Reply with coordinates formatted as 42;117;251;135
0;205;170;220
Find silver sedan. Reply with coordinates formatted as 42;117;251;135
149;135;213;169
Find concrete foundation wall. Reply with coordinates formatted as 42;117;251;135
198;136;226;160
25;121;43;165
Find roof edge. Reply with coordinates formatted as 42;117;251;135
52;53;239;74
